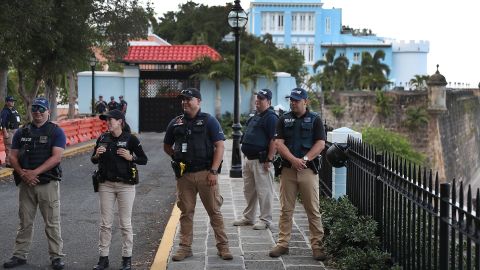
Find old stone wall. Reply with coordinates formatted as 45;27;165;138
438;90;480;183
322;89;480;184
322;90;430;157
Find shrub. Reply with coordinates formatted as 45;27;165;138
375;90;393;118
219;111;250;139
320;196;396;270
362;126;425;165
403;106;428;131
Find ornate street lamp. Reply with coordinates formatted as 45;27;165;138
89;53;98;116
228;0;248;178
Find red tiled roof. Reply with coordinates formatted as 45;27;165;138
124;45;221;63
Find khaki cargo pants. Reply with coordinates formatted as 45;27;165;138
277;167;324;249
13;181;64;260
176;170;229;249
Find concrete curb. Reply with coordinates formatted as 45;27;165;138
150;205;180;270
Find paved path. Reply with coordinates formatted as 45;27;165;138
163;140;328;270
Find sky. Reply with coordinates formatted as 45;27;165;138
152;0;479;87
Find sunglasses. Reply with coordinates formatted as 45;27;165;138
31;105;47;113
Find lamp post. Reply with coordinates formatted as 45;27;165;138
89;54;98;116
228;0;248;178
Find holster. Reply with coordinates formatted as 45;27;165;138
272;155;283;177
92;170;100;192
170;160;185;178
306;156;321;175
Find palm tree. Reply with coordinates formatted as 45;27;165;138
241;50;276;112
191;56;232;119
359;50;390;90
313;48;336;91
409;74;429;90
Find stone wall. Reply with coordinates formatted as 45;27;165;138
322;89;480;184
322;90;430;157
438;90;480;183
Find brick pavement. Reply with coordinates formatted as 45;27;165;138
165;140;329;270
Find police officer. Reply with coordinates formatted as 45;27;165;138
1;96;21;167
95;95;108;114
269;88;327;261
163;88;233;261
91;109;148;270
3;98;66;269
107;96;119;112
233;89;278;230
118;95;128;113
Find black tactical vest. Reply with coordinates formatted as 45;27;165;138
18;122;62;183
3;107;20;129
97;132;135;184
242;108;277;149
172;112;213;171
282;111;318;158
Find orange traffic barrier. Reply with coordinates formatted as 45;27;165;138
0;116;108;164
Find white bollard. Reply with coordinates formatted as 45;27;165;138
327;127;362;199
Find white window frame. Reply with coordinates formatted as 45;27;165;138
307;14;315;31
300;15;306;31
261;13;267;31
308;44;314;63
292;14;297;31
353;52;360;62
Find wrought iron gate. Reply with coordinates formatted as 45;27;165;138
139;71;199;132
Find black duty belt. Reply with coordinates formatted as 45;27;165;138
246;155;259;160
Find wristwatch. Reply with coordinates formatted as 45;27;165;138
303;156;309;162
209;169;218;175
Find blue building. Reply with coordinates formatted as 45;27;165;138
247;0;429;88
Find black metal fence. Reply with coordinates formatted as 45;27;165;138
324;136;480;270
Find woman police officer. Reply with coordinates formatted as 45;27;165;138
90;109;148;270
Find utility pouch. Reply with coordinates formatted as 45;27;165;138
92;170;101;192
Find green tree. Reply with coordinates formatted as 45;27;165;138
374;90;393;119
409;74;430;90
313;48;336;91
191;56;233;119
403;106;428;131
0;0;150;120
362;127;425;165
359;50;390;90
241;50;276;112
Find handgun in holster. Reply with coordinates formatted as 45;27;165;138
171;160;185;178
307;156;321;175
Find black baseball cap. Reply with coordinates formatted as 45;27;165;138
99;109;125;121
178;88;201;99
5;96;15;102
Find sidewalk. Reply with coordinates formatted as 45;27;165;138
154;140;329;270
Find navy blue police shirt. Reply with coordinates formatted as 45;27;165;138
163;110;225;146
12;122;67;150
241;109;278;157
